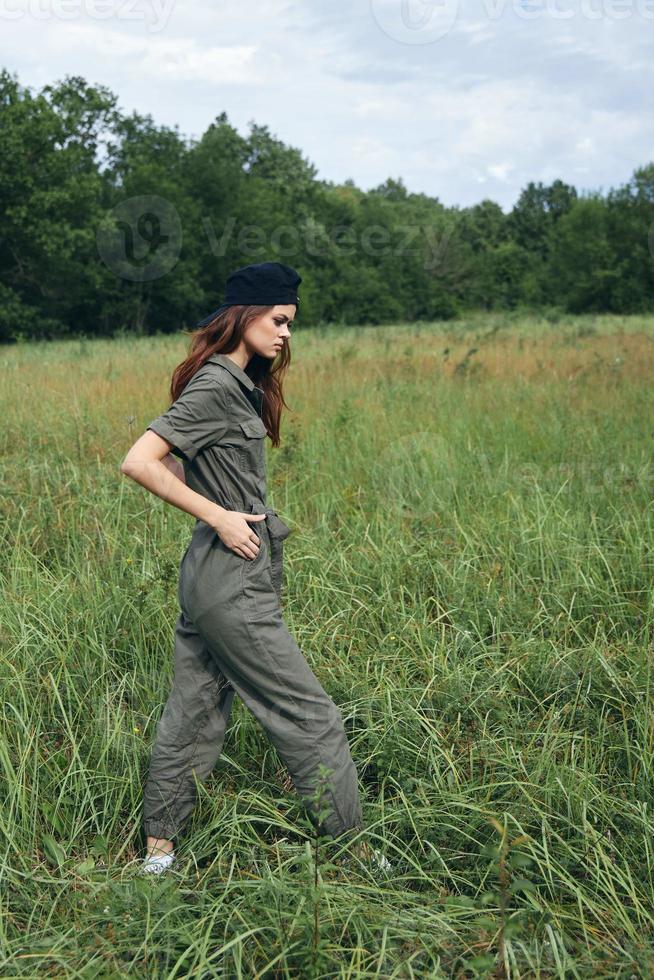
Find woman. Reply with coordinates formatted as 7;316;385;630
121;261;384;875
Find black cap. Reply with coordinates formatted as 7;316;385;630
195;261;302;328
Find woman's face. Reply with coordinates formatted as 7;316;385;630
244;304;296;360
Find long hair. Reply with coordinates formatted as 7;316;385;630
169;305;291;448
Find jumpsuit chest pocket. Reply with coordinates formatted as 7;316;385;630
238;417;267;476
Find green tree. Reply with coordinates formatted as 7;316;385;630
0;71;118;340
547;195;618;313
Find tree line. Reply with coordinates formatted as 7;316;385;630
1;68;653;341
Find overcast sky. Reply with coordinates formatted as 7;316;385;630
2;0;652;211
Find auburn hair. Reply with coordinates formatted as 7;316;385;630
169;305;291;448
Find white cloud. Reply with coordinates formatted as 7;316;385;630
487;161;514;181
31;22;262;83
351;136;395;165
0;0;650;209
352;96;413;117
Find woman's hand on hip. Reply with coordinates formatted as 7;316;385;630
211;509;267;560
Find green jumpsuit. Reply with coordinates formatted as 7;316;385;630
142;353;363;843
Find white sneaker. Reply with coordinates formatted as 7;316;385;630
140;852;175;875
351;842;393;875
370;847;392;873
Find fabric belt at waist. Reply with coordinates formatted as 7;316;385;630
246;500;292;541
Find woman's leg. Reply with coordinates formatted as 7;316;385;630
142;610;236;846
190;574;364;841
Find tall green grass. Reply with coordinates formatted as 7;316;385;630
1;313;653;977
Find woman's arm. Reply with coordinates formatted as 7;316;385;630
120;430;222;526
120;431;266;560
161;451;186;485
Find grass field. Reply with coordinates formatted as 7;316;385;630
1;311;654;977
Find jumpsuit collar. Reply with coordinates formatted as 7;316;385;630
207;352;255;391
207;352;264;417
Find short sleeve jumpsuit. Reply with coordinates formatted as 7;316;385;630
141;352;364;843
